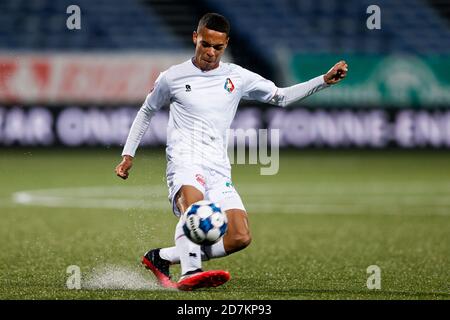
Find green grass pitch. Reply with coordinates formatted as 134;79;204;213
0;148;449;300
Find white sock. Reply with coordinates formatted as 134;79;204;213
159;239;227;264
174;217;202;275
201;239;227;260
159;247;180;263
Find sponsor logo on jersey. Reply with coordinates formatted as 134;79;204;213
222;181;235;195
195;174;206;186
224;78;235;93
185;84;191;92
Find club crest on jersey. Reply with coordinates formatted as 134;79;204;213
224;78;235;93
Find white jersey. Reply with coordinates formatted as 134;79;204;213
123;59;277;174
122;58;327;175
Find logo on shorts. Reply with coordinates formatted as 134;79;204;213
195;174;206;186
225;181;234;188
224;78;235;93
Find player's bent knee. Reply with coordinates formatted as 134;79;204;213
223;208;252;253
236;234;252;249
226;234;252;253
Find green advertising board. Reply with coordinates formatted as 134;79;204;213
289;54;450;108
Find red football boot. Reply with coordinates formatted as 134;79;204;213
142;249;177;289
177;269;231;291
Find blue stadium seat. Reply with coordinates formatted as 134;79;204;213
0;0;185;50
1;0;449;57
204;0;450;57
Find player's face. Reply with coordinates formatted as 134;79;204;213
193;27;228;71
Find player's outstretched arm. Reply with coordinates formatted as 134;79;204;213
270;60;348;107
115;155;133;180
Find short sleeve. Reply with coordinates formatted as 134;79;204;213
240;67;277;103
145;71;171;111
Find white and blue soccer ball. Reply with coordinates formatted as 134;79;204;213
182;200;228;245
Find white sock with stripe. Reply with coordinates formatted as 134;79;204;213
159;221;227;267
174;217;202;276
159;239;227;264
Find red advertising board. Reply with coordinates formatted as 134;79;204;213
0;53;191;104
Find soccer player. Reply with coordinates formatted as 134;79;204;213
115;13;347;290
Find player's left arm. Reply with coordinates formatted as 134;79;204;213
269;60;348;107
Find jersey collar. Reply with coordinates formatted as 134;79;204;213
190;57;223;74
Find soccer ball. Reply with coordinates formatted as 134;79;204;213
182;200;228;245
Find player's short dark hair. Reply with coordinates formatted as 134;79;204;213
197;13;230;36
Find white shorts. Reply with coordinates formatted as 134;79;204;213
166;163;246;217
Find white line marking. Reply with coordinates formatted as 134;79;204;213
7;183;450;216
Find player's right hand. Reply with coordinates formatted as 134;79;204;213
115;155;133;180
